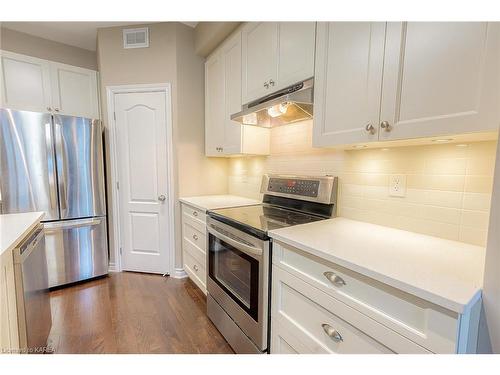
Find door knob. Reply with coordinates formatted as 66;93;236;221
158;195;166;202
269;79;275;87
365;123;376;135
380;121;392;132
264;81;269;88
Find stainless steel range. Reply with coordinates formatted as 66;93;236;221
206;174;338;353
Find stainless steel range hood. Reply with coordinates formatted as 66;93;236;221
231;78;313;128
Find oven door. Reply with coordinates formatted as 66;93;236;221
206;217;269;350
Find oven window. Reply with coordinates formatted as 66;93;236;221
209;234;259;321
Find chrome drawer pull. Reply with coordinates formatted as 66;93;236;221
322;324;343;342
324;271;346;287
193;264;199;272
192;234;198;241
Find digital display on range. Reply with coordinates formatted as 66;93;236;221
268;178;319;197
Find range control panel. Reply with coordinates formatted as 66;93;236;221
267;178;320;197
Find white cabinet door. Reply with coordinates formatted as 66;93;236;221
205;51;226;156
379;22;500;141
277;22;316;90
0;51;52;112
51;63;99;119
242;22;279;103
222;32;243;155
313;22;386;147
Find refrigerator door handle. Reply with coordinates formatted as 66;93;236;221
45;121;58;211
44;218;103;232
54;118;68;212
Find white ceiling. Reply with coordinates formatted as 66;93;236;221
1;22;198;52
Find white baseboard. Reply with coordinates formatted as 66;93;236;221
171;267;188;279
108;262;120;272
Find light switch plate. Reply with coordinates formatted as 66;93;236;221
389;174;407;197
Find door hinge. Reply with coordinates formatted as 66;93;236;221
119;247;122;255
113;112;116;121
116;181;120;190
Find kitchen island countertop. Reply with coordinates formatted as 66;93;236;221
0;212;45;257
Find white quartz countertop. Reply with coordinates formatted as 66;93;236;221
179;195;260;212
0;212;45;257
269;217;486;313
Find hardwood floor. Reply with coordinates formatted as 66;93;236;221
47;272;234;354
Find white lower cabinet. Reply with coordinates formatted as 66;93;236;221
181;203;207;293
270;242;481;354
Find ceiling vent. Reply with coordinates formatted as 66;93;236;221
123;27;149;49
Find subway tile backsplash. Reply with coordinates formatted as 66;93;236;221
228;120;497;246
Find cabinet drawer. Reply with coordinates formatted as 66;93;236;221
182;220;206;253
272;266;394;354
273;242;458;353
181;204;206;227
183;250;206;294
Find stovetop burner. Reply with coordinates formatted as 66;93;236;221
209;204;326;240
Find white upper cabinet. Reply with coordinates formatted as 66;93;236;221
1;50;100;119
1;51;52;113
379;22;499;141
277;22;316;90
205;51;225;156
205;31;270;157
50;62;99;119
242;22;316;104
222;33;245;155
313;22;386;147
242;22;279;103
313;22;500;148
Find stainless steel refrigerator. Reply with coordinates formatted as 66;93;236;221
0;108;108;288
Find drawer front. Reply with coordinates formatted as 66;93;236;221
183;220;206;253
183;237;206;266
183;250;207;294
181;204;206;226
272;266;394;354
273;242;458;353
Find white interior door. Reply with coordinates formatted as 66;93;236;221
114;91;171;274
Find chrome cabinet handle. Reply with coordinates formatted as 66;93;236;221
193;211;198;217
380;121;392;132
365;123;376;135
269;79;275;87
192;234;198;241
264;81;269;88
158;195;166;202
321;324;343;342
324;271;346;287
193;264;199;272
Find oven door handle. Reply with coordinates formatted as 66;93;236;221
207;225;263;258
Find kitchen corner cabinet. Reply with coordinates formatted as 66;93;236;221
241;22;316;104
180;203;208;294
1;50;100;119
205;31;270;157
270;242;482;354
313;22;500;148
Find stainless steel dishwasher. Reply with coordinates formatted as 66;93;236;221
13;224;52;352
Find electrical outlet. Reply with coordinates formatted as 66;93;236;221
389;174;407;197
